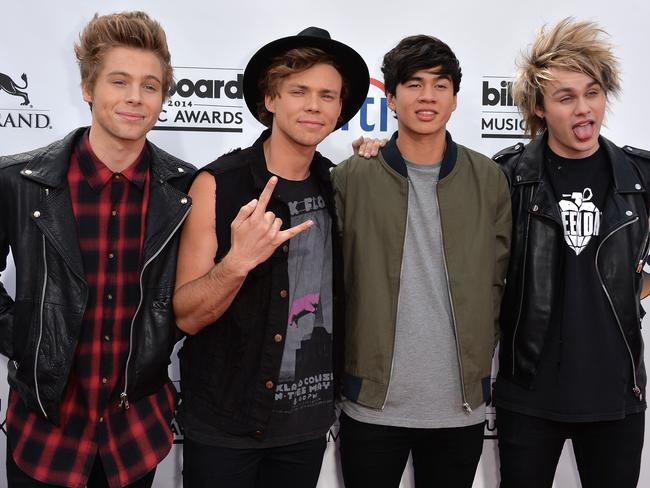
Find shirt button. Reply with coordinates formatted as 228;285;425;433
280;290;288;298
98;416;104;423
33;210;41;218
114;174;121;181
111;210;117;217
102;377;108;384
106;293;113;301
635;184;642;190
282;245;289;253
254;430;264;438
274;334;283;343
265;380;274;390
108;252;115;260
104;335;111;342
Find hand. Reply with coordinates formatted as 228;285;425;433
351;136;388;159
228;177;312;273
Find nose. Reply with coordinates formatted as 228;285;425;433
304;92;320;112
574;95;591;115
417;83;438;103
125;85;142;104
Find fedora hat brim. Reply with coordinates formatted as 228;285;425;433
243;28;370;130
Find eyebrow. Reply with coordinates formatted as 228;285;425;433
107;71;162;84
407;73;451;82
550;80;600;97
287;83;340;95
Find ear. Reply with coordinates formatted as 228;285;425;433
264;94;276;115
452;94;458;113
534;104;544;119
82;81;93;104
387;92;396;112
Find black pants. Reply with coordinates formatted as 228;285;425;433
338;411;484;488
182;436;327;488
6;447;155;488
497;407;645;488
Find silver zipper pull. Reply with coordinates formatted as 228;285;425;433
119;392;130;410
633;386;643;401
462;402;473;414
637;260;645;273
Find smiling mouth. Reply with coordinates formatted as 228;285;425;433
416;110;438;120
118;112;146;121
299;120;324;128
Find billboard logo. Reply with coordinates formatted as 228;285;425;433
341;78;393;134
481;76;527;140
155;66;244;133
0;71;52;129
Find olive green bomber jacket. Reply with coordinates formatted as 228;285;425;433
331;131;511;411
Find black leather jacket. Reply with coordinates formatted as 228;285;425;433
495;134;650;398
0;128;195;424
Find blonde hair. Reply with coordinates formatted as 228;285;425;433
75;11;174;99
513;18;620;137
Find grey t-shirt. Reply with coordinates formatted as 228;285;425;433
343;160;485;428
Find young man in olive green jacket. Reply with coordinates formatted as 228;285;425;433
332;35;511;488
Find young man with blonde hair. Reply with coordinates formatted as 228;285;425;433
173;27;369;487
493;18;650;488
0;11;195;487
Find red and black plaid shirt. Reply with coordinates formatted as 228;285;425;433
7;131;175;488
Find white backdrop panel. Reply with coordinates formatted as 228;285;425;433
1;1;649;487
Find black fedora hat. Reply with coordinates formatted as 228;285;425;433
243;26;370;130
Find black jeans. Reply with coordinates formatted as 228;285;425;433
6;447;155;488
182;436;327;488
497;407;645;488
338;411;485;488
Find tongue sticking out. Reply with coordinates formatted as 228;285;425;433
573;123;594;141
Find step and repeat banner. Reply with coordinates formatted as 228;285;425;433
1;1;649;486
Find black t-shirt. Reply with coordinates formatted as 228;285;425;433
494;146;646;421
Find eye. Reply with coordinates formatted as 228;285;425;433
322;94;336;101
560;96;573;103
144;84;159;92
290;89;304;96
112;80;126;86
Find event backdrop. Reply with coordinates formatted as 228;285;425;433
1;1;649;486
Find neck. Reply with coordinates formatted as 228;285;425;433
396;128;447;164
88;127;146;173
263;130;315;181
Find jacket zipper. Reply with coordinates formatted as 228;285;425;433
595;217;643;401
512;186;535;375
635;230;650;273
381;193;408;410
119;204;191;410
35;188;49;419
436;191;472;414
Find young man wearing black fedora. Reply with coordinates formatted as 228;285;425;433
172;27;369;487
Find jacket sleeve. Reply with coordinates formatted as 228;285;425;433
0;175;15;359
330;161;347;238
493;168;512;349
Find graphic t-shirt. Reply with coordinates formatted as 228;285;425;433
494;146;645;421
265;174;335;443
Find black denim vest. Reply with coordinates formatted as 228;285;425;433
179;131;343;439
